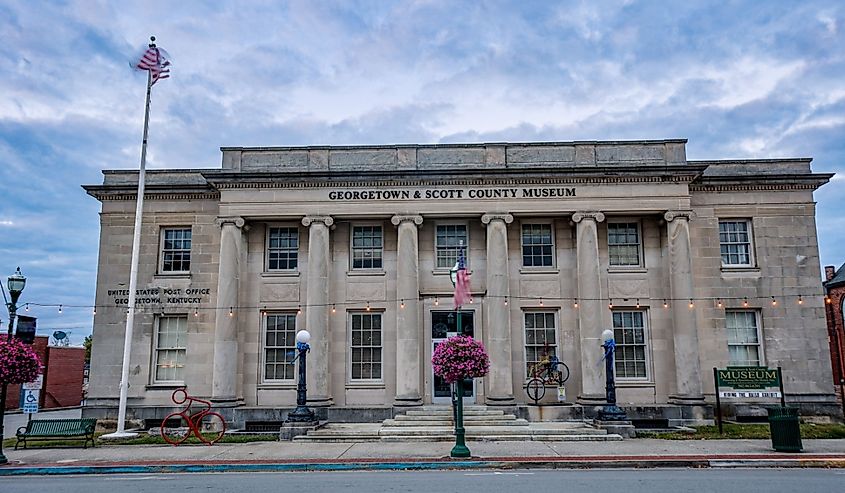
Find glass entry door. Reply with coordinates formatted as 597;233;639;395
431;310;475;404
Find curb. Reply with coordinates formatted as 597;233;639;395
2;456;844;475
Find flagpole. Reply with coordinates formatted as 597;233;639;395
102;40;156;439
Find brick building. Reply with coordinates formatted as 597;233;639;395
824;264;845;413
4;335;86;411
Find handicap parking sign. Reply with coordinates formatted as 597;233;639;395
22;389;39;414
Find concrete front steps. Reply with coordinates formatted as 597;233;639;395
294;405;622;442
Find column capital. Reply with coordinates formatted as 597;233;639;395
391;215;423;227
216;216;245;229
572;211;605;223
664;210;694;222
302;215;334;228
481;213;514;225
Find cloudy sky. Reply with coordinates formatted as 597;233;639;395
1;0;843;345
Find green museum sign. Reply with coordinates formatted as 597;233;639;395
716;366;781;390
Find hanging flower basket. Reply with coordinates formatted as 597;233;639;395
0;335;41;384
432;335;490;384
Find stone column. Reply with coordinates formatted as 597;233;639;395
302;215;333;406
572;211;606;403
664;211;705;403
481;213;516;405
391;215;424;407
212;216;245;404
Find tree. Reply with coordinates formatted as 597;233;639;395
83;335;92;364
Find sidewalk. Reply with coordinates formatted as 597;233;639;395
2;438;845;475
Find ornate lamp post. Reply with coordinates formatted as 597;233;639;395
597;329;627;421
286;329;316;423
0;267;27;464
448;242;470;458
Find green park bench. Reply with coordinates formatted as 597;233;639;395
15;418;98;450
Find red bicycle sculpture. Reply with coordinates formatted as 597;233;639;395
160;388;227;445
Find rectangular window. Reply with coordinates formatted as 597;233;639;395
350;312;382;380
264;313;297;381
612;311;648;379
351;225;383;270
435;224;468;269
719;220;753;266
154;315;187;382
608;222;641;267
160;228;192;273
726;311;762;366
521;224;554;267
267;227;298;270
524;312;557;376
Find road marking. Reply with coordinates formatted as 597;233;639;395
55;459;80;463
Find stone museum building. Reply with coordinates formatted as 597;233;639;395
83;139;840;426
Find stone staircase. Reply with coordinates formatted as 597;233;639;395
294;405;622;442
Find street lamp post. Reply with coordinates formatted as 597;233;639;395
286;330;316;423
597;329;627;421
448;243;470;458
0;267;27;465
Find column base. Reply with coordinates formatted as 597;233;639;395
485;395;516;406
307;396;334;407
210;396;243;407
576;394;606;405
669;394;706;405
393;395;423;407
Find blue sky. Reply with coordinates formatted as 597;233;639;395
1;0;843;345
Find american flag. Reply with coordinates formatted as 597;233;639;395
453;247;471;308
136;44;170;85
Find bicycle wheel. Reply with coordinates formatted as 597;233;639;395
557;362;570;384
160;412;190;445
525;377;546;404
195;412;226;445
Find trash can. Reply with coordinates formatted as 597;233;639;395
767;406;802;452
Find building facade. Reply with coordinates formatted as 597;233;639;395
824;264;845;413
83;139;839;426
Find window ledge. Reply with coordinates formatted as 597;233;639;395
721;267;761;278
347;270;386;277
261;271;300;278
519;268;559;275
616;381;655;387
346;382;386;389
257;383;297;390
153;274;191;280
145;383;185;390
607;267;647;274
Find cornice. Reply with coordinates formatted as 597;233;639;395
87;192;221;201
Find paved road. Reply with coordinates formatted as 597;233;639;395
3;408;82;439
2;469;844;492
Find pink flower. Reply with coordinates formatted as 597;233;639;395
0;335;42;384
431;335;490;383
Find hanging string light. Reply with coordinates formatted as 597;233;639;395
608;299;614;309
504;296;509;306
663;299;668;309
366;301;371;311
297;304;302;314
331;304;336;313
688;299;694;309
635;299;640;309
229;307;234;317
573;298;579;309
743;297;749;307
771;297;777;307
400;299;405;309
539;297;544;307
58;304;63;314
434;296;439;306
798;295;803;305
194;307;199;317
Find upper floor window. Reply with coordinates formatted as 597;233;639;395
522;224;554;267
726;310;762;366
719;220;753;267
160;228;192;273
435;224;467;269
351;225;383;270
612;310;648;379
350;312;383;381
153;315;187;383
608;222;641;267
267;227;298;271
263;313;297;381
